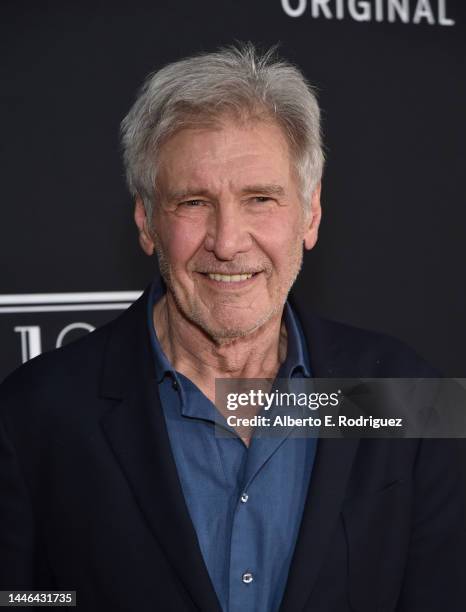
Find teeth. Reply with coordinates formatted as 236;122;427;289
207;273;254;282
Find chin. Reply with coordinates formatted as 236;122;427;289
191;307;281;344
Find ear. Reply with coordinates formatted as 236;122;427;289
134;196;155;256
303;182;322;251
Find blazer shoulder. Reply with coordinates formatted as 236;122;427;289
295;305;439;378
0;289;149;427
0;319;113;410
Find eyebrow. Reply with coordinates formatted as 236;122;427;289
241;184;285;197
166;184;285;202
166;188;212;203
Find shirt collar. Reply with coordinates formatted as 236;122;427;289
146;277;311;390
146;278;176;384
278;302;311;379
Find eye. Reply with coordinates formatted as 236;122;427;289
180;200;205;207
252;196;272;204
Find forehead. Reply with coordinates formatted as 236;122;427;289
156;118;293;193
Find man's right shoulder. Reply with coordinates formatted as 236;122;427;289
0;287;151;412
0;320;113;411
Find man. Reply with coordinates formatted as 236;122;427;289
0;44;464;611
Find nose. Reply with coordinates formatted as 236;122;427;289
204;202;252;260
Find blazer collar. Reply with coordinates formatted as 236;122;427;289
100;285;350;399
100;285;154;400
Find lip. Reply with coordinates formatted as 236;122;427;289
196;271;262;289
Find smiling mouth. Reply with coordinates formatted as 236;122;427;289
198;272;259;283
207;273;253;282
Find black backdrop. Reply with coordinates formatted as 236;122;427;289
1;0;465;381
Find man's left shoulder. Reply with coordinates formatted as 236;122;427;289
291;300;438;378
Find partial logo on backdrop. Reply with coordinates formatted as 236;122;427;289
281;0;455;25
0;291;142;381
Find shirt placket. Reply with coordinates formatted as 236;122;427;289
227;433;292;612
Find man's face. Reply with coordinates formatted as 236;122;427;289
136;116;321;341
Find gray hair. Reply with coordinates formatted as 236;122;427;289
120;43;324;218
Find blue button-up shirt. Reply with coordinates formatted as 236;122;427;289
147;280;317;612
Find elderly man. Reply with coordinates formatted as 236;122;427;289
0;44;464;612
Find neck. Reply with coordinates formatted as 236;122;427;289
153;291;287;392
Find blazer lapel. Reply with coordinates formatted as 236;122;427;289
279;437;359;612
99;289;221;612
280;297;361;612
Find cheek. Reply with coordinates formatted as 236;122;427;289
253;214;303;269
158;217;205;270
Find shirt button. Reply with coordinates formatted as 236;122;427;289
240;493;249;503
242;572;254;584
172;379;178;390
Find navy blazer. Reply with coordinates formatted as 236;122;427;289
0;287;464;611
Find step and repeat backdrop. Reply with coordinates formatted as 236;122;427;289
1;0;465;380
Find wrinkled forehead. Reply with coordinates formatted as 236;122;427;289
155;115;296;198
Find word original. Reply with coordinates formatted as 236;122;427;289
281;0;455;25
